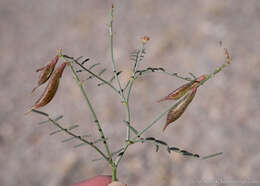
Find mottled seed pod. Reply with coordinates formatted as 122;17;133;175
158;74;207;102
31;55;59;93
163;87;197;132
25;62;66;114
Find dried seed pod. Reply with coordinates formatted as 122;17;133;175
163;87;197;132
31;55;59;93
190;74;208;89
158;74;207;102
25;62;66;114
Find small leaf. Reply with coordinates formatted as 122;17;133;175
155;139;168;146
61;137;77;143
155;144;159;152
98;68;107;76
145;137;156;141
92;138;108;144
202;152;223;160
31;109;49;117
194;154;200;158
75;56;83;61
89;63;100;70
68;125;79;130
50;129;62;135
98;71;123;86
123;120;139;135
180;150;193;156
74;143;87;148
81;58;90;65
169;147;180;152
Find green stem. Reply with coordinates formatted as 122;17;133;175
197;48;231;87
132;95;187;141
112;165;117;181
109;7;124;101
114;141;130;167
135;69;193;81
67;62;113;163
109;6;132;142
126;43;145;103
108;6;135;177
62;55;119;94
31;109;109;162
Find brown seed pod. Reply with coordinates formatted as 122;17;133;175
25;62;66;114
158;74;207;102
163;87;197;132
31;55;59;93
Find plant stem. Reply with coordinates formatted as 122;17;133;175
132;95;188;141
114;141;130;166
198;48;231;87
126;43;145;103
112;165;117;181
67;62;113;163
108;5;136;179
109;6;124;101
62;55;119;94
31;109;109;162
109;6;133;141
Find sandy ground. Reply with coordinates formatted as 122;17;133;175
0;0;260;186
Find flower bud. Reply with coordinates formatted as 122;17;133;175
142;36;150;44
163;87;197;132
31;55;59;93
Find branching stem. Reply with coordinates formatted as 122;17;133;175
62;55;119;94
65;61;113;164
31;109;109;162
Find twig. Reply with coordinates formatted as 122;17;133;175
66;61;113;163
31;109;109;162
62;55;119;94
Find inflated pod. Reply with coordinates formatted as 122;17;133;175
158;74;207;102
25;62;66;114
163;87;197;132
31;55;59;93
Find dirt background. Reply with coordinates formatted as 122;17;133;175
1;0;260;186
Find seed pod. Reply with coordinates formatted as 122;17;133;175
163;87;197;132
31;55;59;93
25;62;66;114
158;74;207;102
190;74;208;89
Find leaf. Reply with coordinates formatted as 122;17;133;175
123;120;139;135
145;137;156;141
61;137;77;143
68;125;79;130
155;139;168;146
155;144;159;152
202;152;223;160
32;109;49;117
98;68;107;76
81;58;90;65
